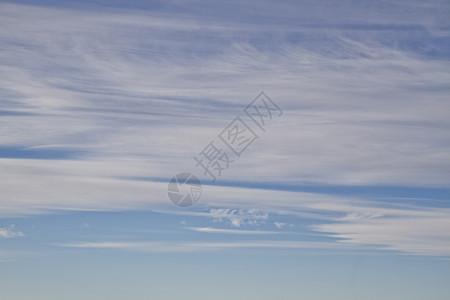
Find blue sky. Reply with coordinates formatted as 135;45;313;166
1;0;450;299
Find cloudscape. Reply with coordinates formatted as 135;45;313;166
1;1;449;299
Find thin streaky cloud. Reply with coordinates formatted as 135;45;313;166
0;1;449;259
186;227;283;235
56;240;373;253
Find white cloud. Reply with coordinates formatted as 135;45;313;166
312;209;450;256
155;185;450;257
187;227;280;235
274;222;286;229
0;2;449;196
56;239;365;253
0;158;169;217
0;225;25;239
0;1;449;258
209;208;268;227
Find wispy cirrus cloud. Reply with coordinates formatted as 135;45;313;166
186;227;281;235
0;1;449;259
1;1;449;196
312;209;450;256
56;240;367;253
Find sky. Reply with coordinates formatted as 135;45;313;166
1;0;450;299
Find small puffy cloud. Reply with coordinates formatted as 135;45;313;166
0;225;25;239
209;208;268;227
274;222;286;229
